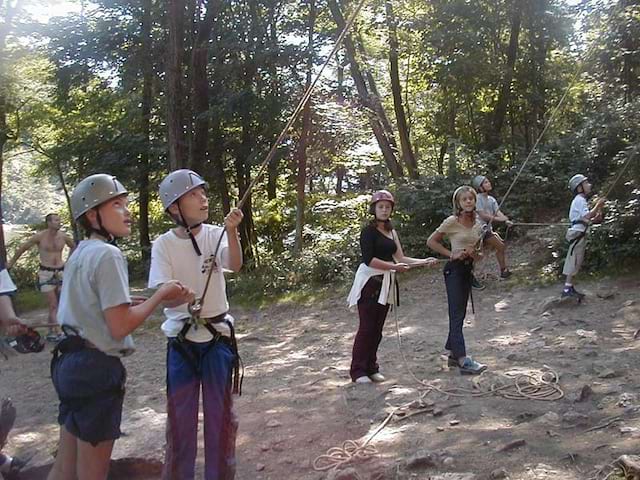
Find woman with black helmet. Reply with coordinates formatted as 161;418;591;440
347;190;437;384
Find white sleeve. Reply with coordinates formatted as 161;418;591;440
148;237;173;288
216;229;232;270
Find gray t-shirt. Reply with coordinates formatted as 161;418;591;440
476;194;499;230
57;239;134;356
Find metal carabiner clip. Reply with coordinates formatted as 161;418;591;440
188;299;202;320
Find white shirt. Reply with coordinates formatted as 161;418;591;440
476;194;499;229
347;263;395;309
0;268;16;295
148;224;233;342
58;240;134;356
568;195;589;232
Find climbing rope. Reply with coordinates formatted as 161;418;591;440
391;289;563;401
190;0;369;317
312;277;563;474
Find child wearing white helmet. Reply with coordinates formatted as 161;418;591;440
148;169;243;479
347;190;437;384
562;174;605;299
472;175;513;282
47;174;190;480
427;186;488;375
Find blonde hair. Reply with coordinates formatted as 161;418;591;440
452;186;477;215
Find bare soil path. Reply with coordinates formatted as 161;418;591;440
2;232;639;480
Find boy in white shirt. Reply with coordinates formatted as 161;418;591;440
562;174;605;299
148;169;243;480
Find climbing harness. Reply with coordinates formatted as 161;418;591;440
172;313;243;395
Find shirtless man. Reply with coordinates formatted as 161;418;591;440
7;214;75;338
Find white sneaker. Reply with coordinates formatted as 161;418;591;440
369;373;386;383
354;376;373;384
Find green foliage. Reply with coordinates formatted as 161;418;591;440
231;194;368;298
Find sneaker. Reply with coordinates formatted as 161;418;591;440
46;333;64;343
458;357;487;375
471;275;485;290
561;286;585;300
500;269;512;279
354;376;373;384
369;373;385;383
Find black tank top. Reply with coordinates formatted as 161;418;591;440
360;225;397;265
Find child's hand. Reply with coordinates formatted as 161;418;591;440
505;219;514;227
465;247;482;261
224;208;244;230
2;317;26;337
393;263;411;273
158;281;193;304
451;250;466;261
424;257;439;267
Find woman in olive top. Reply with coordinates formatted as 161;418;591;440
427;186;487;375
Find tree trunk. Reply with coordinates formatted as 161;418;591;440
266;3;281;201
138;0;154;267
447;99;458;177
621;0;640;102
328;0;404;179
208;123;231;215
294;0;316;254
190;0;220;173
485;0;523;155
385;0;418;179
167;0;187;169
0;95;7;264
528;0;549;141
437;141;446;175
336;164;345;196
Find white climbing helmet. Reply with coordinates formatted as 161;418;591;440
568;174;588;193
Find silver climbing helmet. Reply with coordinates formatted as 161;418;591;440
472;175;487;192
159;169;207;210
71;174;128;220
568;174;588;193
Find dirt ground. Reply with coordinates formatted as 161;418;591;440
2;229;640;480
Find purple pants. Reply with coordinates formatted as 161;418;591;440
350;278;390;381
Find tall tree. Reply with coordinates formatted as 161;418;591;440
484;0;523;154
328;0;404;179
138;0;154;266
385;0;419;178
189;0;220;172
167;0;187;169
294;0;316;254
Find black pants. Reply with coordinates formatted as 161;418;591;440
350;277;390;381
443;260;473;360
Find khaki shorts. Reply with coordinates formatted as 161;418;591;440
563;236;586;276
38;267;64;293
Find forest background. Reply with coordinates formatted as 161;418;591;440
0;0;639;305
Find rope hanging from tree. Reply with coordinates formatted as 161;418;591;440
188;0;369;318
